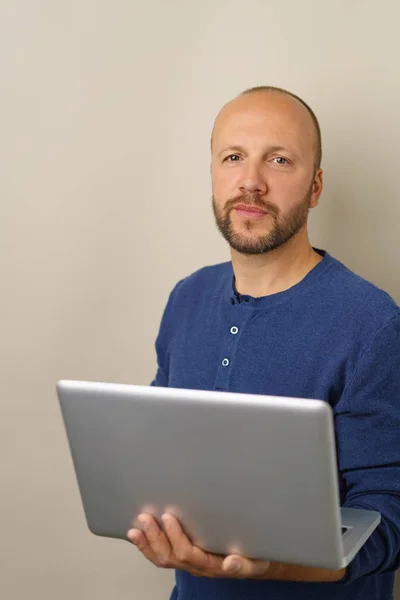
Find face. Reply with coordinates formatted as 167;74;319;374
211;92;323;255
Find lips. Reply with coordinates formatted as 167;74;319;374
233;204;268;218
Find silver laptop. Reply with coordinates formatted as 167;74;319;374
56;380;380;570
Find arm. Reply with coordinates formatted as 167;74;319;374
269;313;400;583
260;562;346;582
150;279;185;388
333;313;400;583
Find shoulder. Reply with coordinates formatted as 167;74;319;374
323;253;399;330
156;262;232;343
169;261;233;303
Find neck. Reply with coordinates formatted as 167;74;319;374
231;230;322;298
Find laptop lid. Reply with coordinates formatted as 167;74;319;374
57;380;348;568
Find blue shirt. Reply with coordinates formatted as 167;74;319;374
151;249;400;600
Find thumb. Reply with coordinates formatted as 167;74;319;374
222;554;271;578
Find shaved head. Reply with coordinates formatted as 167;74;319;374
212;86;322;170
210;85;323;256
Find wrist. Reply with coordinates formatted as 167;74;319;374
260;562;346;582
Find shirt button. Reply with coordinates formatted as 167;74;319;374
230;326;238;335
222;358;230;367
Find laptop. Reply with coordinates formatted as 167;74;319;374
56;379;381;570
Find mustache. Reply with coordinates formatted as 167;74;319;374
224;193;279;218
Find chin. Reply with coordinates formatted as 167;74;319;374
233;229;269;244
230;236;266;252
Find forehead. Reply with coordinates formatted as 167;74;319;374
212;93;315;157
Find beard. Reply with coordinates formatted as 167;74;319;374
212;186;313;256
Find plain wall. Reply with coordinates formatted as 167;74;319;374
1;1;399;598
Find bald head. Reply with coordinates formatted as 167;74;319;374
210;86;324;257
212;86;322;170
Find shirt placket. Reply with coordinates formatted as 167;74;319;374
213;305;252;391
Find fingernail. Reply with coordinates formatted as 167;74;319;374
228;559;240;572
161;514;170;527
137;516;147;531
127;530;136;543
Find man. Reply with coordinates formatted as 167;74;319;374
127;87;400;599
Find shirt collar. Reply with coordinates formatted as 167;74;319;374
224;248;332;309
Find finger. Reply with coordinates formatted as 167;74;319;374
135;514;174;567
222;554;271;579
127;528;160;565
162;514;224;573
127;527;204;576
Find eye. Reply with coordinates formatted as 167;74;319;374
224;154;241;162
272;156;289;165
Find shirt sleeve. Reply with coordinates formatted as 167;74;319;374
150;279;185;388
334;312;400;583
150;366;168;387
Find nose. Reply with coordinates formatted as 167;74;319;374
238;162;268;196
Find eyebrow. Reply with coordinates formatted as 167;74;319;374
217;144;299;159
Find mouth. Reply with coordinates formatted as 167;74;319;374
233;204;269;220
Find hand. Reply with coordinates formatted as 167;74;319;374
127;513;271;579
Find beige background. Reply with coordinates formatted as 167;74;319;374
1;1;399;598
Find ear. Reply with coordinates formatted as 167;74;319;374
309;169;323;209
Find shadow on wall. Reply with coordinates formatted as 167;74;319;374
310;159;400;305
310;154;400;596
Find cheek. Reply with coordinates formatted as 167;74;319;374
270;173;310;200
212;170;239;197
